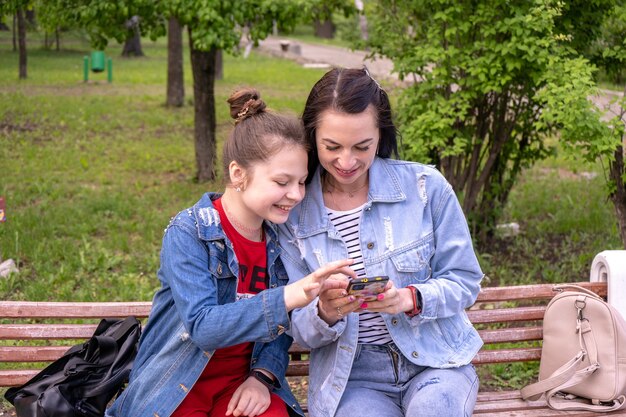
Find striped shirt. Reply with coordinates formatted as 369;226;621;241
327;205;392;345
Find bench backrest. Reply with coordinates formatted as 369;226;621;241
0;282;608;386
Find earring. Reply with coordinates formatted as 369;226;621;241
236;187;241;192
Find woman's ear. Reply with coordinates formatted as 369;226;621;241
228;160;246;190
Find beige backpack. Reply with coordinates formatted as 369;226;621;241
520;284;626;412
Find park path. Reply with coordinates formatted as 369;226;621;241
257;36;398;83
257;36;624;122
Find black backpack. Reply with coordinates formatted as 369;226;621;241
5;316;141;417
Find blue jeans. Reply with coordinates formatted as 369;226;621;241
335;343;478;417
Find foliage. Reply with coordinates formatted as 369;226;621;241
365;0;610;247
0;0;31;16
33;0;166;50
589;3;626;85
552;0;616;56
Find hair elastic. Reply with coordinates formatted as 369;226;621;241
363;66;382;90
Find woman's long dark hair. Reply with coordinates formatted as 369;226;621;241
302;67;399;183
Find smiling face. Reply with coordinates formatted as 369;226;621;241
315;106;379;189
238;143;308;225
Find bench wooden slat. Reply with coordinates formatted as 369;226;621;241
0;370;37;387
472;347;541;364
478;327;542;344
475;390;626;416
0;346;71;362
288;343;309;355
0;324;99;339
475;282;607;303
468;306;545;324
475;395;548;413
0;301;152;318
286;362;310;377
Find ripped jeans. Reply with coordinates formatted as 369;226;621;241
335;343;478;417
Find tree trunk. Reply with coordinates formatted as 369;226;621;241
215;49;223;80
314;19;335;39
17;9;26;79
122;33;144;57
56;28;60;51
12;14;17;52
189;29;217;182
166;16;184;107
609;143;626;249
122;18;144;57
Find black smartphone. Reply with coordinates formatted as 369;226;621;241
346;276;390;301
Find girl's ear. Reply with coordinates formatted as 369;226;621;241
228;160;246;190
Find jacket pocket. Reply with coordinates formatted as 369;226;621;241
432;316;466;350
389;236;434;286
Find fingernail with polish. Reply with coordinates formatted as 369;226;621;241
360;303;368;309
348;296;355;302
377;293;385;300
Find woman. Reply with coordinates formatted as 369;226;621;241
278;68;484;417
106;87;354;417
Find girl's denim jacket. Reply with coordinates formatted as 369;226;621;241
106;193;303;417
278;158;484;417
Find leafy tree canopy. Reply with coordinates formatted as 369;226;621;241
365;0;615;245
169;0;354;53
36;0;166;50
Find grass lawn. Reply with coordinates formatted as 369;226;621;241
0;29;623;397
0;31;331;302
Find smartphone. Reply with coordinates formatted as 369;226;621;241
346;276;390;301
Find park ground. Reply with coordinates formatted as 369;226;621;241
0;30;623;410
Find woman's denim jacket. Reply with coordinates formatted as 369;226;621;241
278;158;484;417
106;193;303;417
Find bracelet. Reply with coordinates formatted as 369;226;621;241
249;370;275;389
405;286;422;317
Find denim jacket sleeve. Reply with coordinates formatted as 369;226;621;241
252;333;293;388
277;225;347;349
410;179;484;322
159;222;291;351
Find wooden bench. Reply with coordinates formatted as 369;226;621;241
2;250;625;416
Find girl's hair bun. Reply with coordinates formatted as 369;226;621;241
227;88;267;124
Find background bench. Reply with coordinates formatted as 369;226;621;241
1;250;625;416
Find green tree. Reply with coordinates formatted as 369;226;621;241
366;0;612;247
166;0;352;182
166;16;185;108
0;0;31;79
36;0;355;181
165;0;300;181
36;0;165;54
553;0;616;56
590;3;626;84
559;88;626;248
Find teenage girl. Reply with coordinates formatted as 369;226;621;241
106;87;355;417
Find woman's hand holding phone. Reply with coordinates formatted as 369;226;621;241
358;281;415;316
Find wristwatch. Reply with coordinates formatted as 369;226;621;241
249;370;275;389
405;285;422;317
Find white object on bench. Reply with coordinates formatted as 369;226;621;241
590;250;626;319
